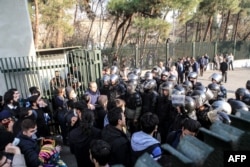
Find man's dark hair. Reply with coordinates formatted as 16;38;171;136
74;101;87;112
29;86;40;95
90;140;111;166
107;107;123;126
80;110;94;134
21;119;36;131
28;95;39;106
182;118;201;133
140;112;159;134
3;89;17;104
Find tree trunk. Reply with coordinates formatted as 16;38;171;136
34;0;39;49
115;16;132;57
103;18;116;48
223;10;231;41
203;15;213;41
198;23;202;42
85;0;101;48
99;1;104;47
119;16;132;47
185;23;188;42
233;11;240;41
111;15;132;48
243;31;250;41
73;4;78;25
56;9;63;47
195;22;199;42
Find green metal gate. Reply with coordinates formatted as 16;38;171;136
0;49;102;99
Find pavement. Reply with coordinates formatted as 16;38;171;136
60;67;250;167
195;67;250;99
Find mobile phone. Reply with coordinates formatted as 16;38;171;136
12;138;20;146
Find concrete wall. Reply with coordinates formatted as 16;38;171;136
206;59;250;70
0;0;36;96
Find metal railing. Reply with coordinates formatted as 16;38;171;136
102;41;250;69
0;49;102;99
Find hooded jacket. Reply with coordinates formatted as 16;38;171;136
101;125;131;167
131;131;162;163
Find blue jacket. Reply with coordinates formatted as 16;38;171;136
17;133;41;167
131;131;162;163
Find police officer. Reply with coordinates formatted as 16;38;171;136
141;79;158;114
210;73;227;99
156;81;176;143
122;80;142;134
99;75;110;97
158;71;170;95
187;72;202;89
108;74;126;109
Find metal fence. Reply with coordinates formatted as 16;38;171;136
0;49;102;99
102;41;250;69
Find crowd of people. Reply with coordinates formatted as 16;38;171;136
0;52;249;167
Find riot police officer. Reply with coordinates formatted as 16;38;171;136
122;80;142;134
156;81;175;143
158;71;170;94
141;79;158;114
187;72;202;89
108;74;126;109
210;73;227;99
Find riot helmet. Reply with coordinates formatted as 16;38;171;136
194;85;206;93
102;75;110;86
188;72;198;86
160;81;173;97
188;72;198;80
152;66;160;76
235;88;249;100
161;71;170;81
110;66;119;74
182;80;193;92
127;80;137;94
144;79;157;90
168;75;177;85
210;73;222;84
127;72;139;82
208;83;220;99
110;74;119;85
144;71;153;80
246;80;250;90
133;68;141;77
211;100;232;115
184;96;196;113
191;90;207;108
205;87;214;101
173;85;186;95
227;99;249;115
161;81;174;90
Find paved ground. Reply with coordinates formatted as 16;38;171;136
60;67;250;167
196;67;250;99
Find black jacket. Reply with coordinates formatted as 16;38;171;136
69;126;101;167
94;105;107;129
220;62;228;72
101;125;131;167
17;133;41;167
